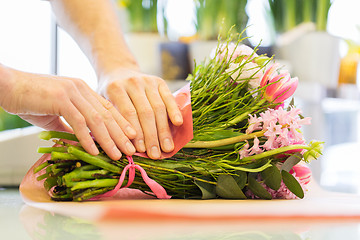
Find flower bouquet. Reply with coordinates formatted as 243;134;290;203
33;29;322;201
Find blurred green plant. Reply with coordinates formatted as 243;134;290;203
118;0;158;32
195;0;248;40
267;0;331;33
0;108;31;132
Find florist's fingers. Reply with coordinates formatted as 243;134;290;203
88;96;136;156
158;81;183;126
95;94;137;139
61;102;100;156
69;95;123;160
75;80;136;156
127;88;161;159
107;85;146;153
146;86;174;153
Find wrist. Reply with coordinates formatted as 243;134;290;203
0;64;15;109
97;65;141;96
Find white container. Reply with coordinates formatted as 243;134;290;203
0;127;52;186
275;31;341;90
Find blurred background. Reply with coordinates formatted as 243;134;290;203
0;0;359;195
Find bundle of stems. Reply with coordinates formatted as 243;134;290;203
35;31;322;201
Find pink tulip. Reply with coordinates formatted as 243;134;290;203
260;64;298;103
290;164;312;185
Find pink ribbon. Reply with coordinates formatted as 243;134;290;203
91;156;171;200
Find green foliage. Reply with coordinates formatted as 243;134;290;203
215;175;246;199
119;0;158;32
267;0;331;33
247;176;272;200
195;0;248;40
261;164;281;191
281;170;304;199
0;107;31;131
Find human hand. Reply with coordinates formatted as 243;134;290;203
0;66;136;160
98;68;184;159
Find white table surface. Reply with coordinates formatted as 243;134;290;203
1;187;360;240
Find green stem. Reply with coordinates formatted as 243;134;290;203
241;144;309;162
39;131;78;142
51;152;78;160
226;98;266;127
67;146;121;173
38;147;67;154
136;162;217;186
70;179;119;191
33;161;50;174
63;169;110;187
184;131;265;149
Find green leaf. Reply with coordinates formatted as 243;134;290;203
281;153;302;172
261;165;281;191
194;180;216;199
281;170;304;199
233;171;247;189
216;175;246;199
247;176;272;200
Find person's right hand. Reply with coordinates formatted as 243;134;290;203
0;65;136;160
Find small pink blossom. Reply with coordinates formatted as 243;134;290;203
239;106;308;158
248;137;263;155
246;114;263;134
239;141;250;159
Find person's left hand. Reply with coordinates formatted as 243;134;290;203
98;68;183;159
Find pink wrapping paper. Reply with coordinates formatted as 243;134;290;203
135;83;193;159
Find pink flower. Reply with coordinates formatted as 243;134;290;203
260;64;298;103
248;137;263;155
291;164;312;184
239;141;250;159
246;114;263;134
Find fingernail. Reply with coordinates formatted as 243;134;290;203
126;126;137;137
137;139;146;152
163;138;174;152
126;141;136;154
175;114;183;124
90;144;99;155
150;146;160;159
112;146;122;159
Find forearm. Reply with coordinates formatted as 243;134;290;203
0;64;16;112
49;0;139;81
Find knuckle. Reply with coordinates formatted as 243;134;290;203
139;107;154;119
158;126;170;136
91;111;104;125
101;109;113;121
123;108;138;118
153;103;166;114
102;100;114;110
108;81;122;91
127;77;142;88
73;114;86;126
